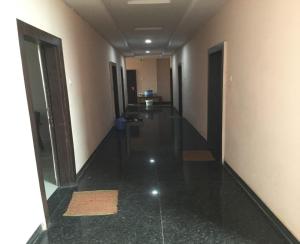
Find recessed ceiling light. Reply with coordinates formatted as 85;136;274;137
128;0;171;5
145;39;152;44
151;189;159;196
149;158;156;164
135;27;163;31
146;50;151;54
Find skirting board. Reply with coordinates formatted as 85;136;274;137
26;225;43;244
224;162;298;244
76;127;115;183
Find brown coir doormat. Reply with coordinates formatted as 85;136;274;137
64;190;118;217
182;150;215;162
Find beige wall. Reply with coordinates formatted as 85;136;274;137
157;58;171;102
126;57;157;93
126;57;171;101
172;0;300;240
0;0;125;243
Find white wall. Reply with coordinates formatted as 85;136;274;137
0;0;125;243
172;0;300;240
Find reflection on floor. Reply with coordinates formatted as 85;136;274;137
36;106;288;243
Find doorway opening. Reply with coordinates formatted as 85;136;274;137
178;64;183;116
207;43;224;163
18;20;76;223
23;39;58;199
110;62;120;118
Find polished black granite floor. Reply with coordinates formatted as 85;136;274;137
36;106;288;244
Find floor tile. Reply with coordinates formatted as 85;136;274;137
36;106;288;244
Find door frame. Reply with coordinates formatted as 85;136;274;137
178;63;183;116
17;20;76;224
207;42;226;163
109;62;120;118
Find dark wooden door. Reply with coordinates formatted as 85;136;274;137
126;70;137;104
170;68;173;107
41;43;76;186
120;67;126;113
207;46;223;162
178;64;183;116
17;20;76;224
111;63;120;118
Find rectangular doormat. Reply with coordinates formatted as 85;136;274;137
64;190;118;217
183;150;215;162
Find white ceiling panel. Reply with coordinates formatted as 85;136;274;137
64;0;226;56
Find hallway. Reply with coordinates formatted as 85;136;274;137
36;106;287;244
2;0;300;243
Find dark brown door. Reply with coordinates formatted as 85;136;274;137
207;44;224;162
127;70;137;104
111;63;120;118
17;20;76;224
178;64;183;116
120;67;126;113
170;68;173;107
41;44;76;184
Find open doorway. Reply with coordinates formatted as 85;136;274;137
110;62;120;118
178;64;183;116
23;39;58;199
207;43;224;163
18;20;76;223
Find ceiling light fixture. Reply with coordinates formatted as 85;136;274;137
151;189;159;196
135;27;163;31
145;39;152;44
146;50;151;54
128;0;171;5
149;158;156;164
